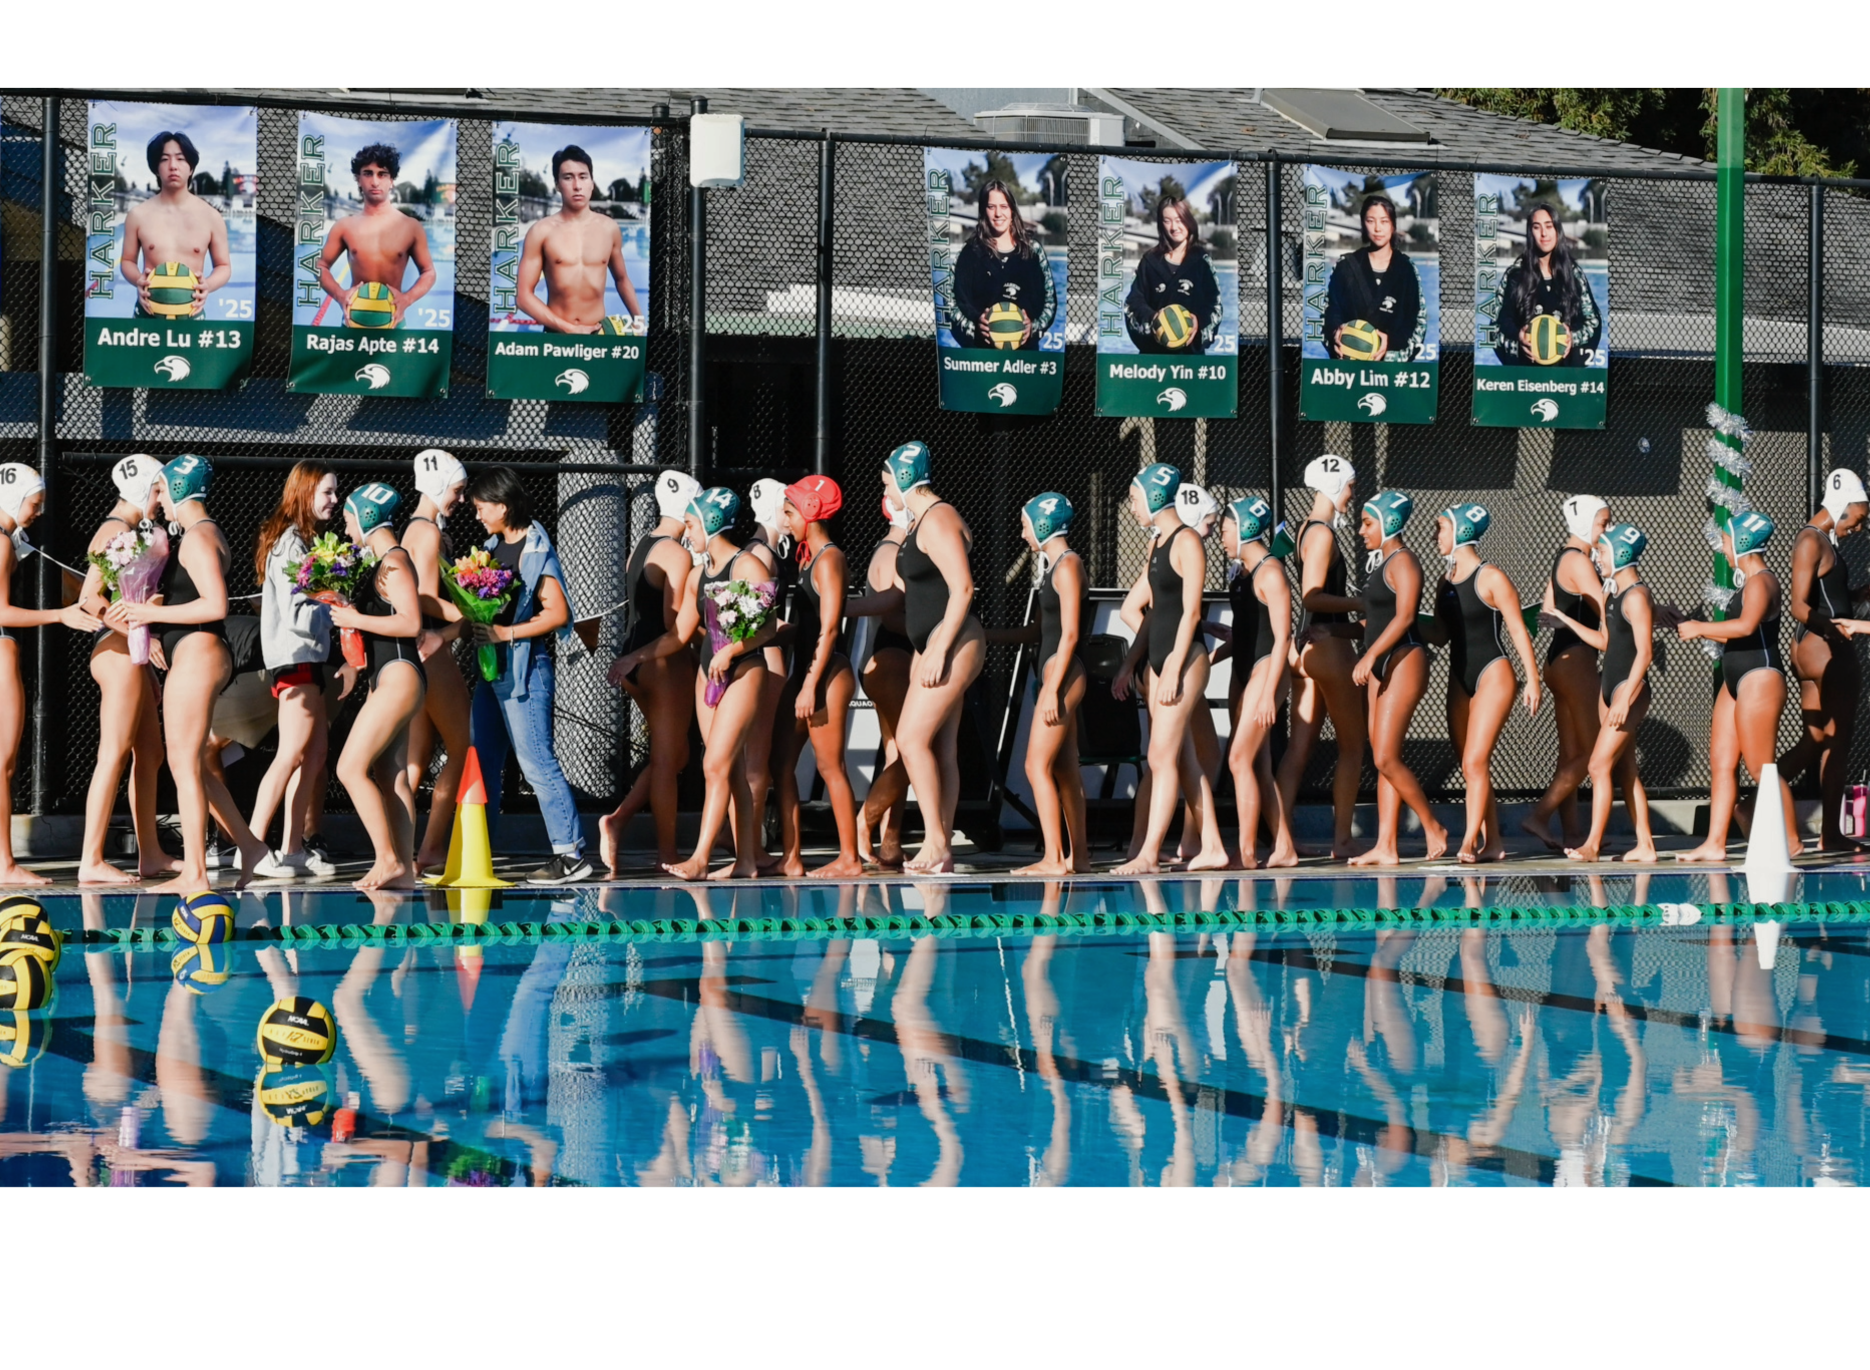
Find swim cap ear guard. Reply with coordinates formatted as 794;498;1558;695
1023;492;1074;543
886;441;932;496
1823;468;1867;524
1730;510;1775;557
345;483;402;536
656;470;702;521
882;496;911;533
1598;523;1647;571
749;478;787;531
1228;497;1273;546
1363;490;1413;539
689;486;741;538
1561;493;1607;542
1176;483;1219;528
1132;462;1182;515
1442;503;1490;550
1303;453;1355;500
162;454;211;507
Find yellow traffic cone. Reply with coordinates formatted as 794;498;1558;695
426;748;512;889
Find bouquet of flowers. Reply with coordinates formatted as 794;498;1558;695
288;531;377;671
88;524;169;665
700;578;777;707
442;547;518;682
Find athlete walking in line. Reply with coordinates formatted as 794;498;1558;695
516;144;643;332
402;449;473;873
1423;504;1540;863
602;469;701;872
1216;497;1295;869
1542;523;1659;863
1522;494;1611;851
1349;490;1449;866
317;143;436;328
847;493;914;869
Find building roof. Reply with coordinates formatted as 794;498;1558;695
1101;88;1711;172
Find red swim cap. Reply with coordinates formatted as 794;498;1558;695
785;474;842;523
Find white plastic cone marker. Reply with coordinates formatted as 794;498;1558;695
1741;762;1798;880
1755;920;1782;972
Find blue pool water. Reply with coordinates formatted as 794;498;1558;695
6;871;1870;1186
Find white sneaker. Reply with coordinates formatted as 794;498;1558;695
299;846;338;877
249;849;300;879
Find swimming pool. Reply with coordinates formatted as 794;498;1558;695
6;870;1869;1186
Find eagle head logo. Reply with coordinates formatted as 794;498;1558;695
1356;392;1388;416
354;363;392;391
987;382;1019;408
1156;387;1188;413
152;355;191;383
555;368;591;395
1531;398;1561;422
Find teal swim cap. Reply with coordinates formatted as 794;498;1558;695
1598;523;1647;570
1441;502;1490;549
345;483;402;535
1132;462;1182;514
1730;510;1775;556
162;454;211;506
1023;492;1074;542
886;441;932;495
1228;496;1274;545
1364;490;1413;538
689;486;741;538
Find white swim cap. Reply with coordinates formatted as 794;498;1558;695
1561;493;1607;541
1303;453;1355;499
110;453;161;507
750;478;787;531
1176;482;1219;528
0;464;44;523
1824;468;1868;521
414;448;468;500
655;469;701;520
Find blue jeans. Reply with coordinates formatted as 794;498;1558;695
470;654;583;856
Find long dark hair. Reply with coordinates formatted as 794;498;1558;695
1152;195;1206;258
971;180;1035;259
1359;193;1400;252
467;466;534;531
1511;203;1583;323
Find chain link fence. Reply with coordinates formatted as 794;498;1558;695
5;91;1868;825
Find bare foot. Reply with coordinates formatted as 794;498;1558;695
1010;859;1073;877
1348;847;1399;867
775;858;807;879
78;861;140;886
137;853;182;878
0;864;50;887
1188;848;1233;872
904;847;955;875
1264;844;1300;869
1518;815;1565;853
1110;855;1160;876
1789;838;1805;858
413;849;449;875
662;857;710;881
148;871;208;896
357;863;414;892
1474;841;1507;863
1237;854;1260;871
1422;825;1450;862
706;861;756;882
754;853;784;876
1072;858;1094;874
1675;843;1729;863
1620;843;1658;863
809;854;865;879
1564;844;1600;863
598;811;625;874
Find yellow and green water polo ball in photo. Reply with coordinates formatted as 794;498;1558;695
1153;303;1199;351
0;949;51;1012
256;1065;334;1128
0;1008;46;1069
1336;318;1385;362
1526;312;1573;365
598;315;635;336
172;891;236;945
145;261;200;317
985;300;1026;350
172;941;235;996
346;281;398;329
258;996;337;1067
0;900;58;972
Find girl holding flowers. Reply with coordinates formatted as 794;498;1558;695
611;487;779;880
77;454;177;884
326;484;427;891
402;448;472;873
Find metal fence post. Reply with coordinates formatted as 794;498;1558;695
687;96;708;482
33;96;58;816
1809;182;1825;517
1265;156;1283;522
815;133;835;478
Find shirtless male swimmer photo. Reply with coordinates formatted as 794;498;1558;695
516;144;643;334
317;142;437;328
119;130;233;318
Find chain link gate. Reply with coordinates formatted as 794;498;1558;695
5;90;1869;828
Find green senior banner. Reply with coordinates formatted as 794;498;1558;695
1095;156;1237;419
84;101;257;390
487;122;650;403
1299;166;1439;424
290;112;456;398
925;147;1067;415
1472;174;1609;429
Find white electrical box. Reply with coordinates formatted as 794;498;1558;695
689;113;745;188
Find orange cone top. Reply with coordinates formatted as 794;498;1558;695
458;746;488;807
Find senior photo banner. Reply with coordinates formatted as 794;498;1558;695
1472;174;1608;429
84;101;257;390
925;147;1066;415
1300;167;1438;424
487;122;650;403
1095;156;1237;419
290;113;456;398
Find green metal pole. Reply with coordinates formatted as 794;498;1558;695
1710;88;1745;630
